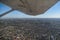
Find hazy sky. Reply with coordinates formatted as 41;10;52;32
0;1;60;18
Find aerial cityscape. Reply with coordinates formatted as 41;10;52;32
0;0;60;40
0;18;60;40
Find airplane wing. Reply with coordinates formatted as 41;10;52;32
0;0;58;16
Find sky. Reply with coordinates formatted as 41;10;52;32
0;1;60;18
